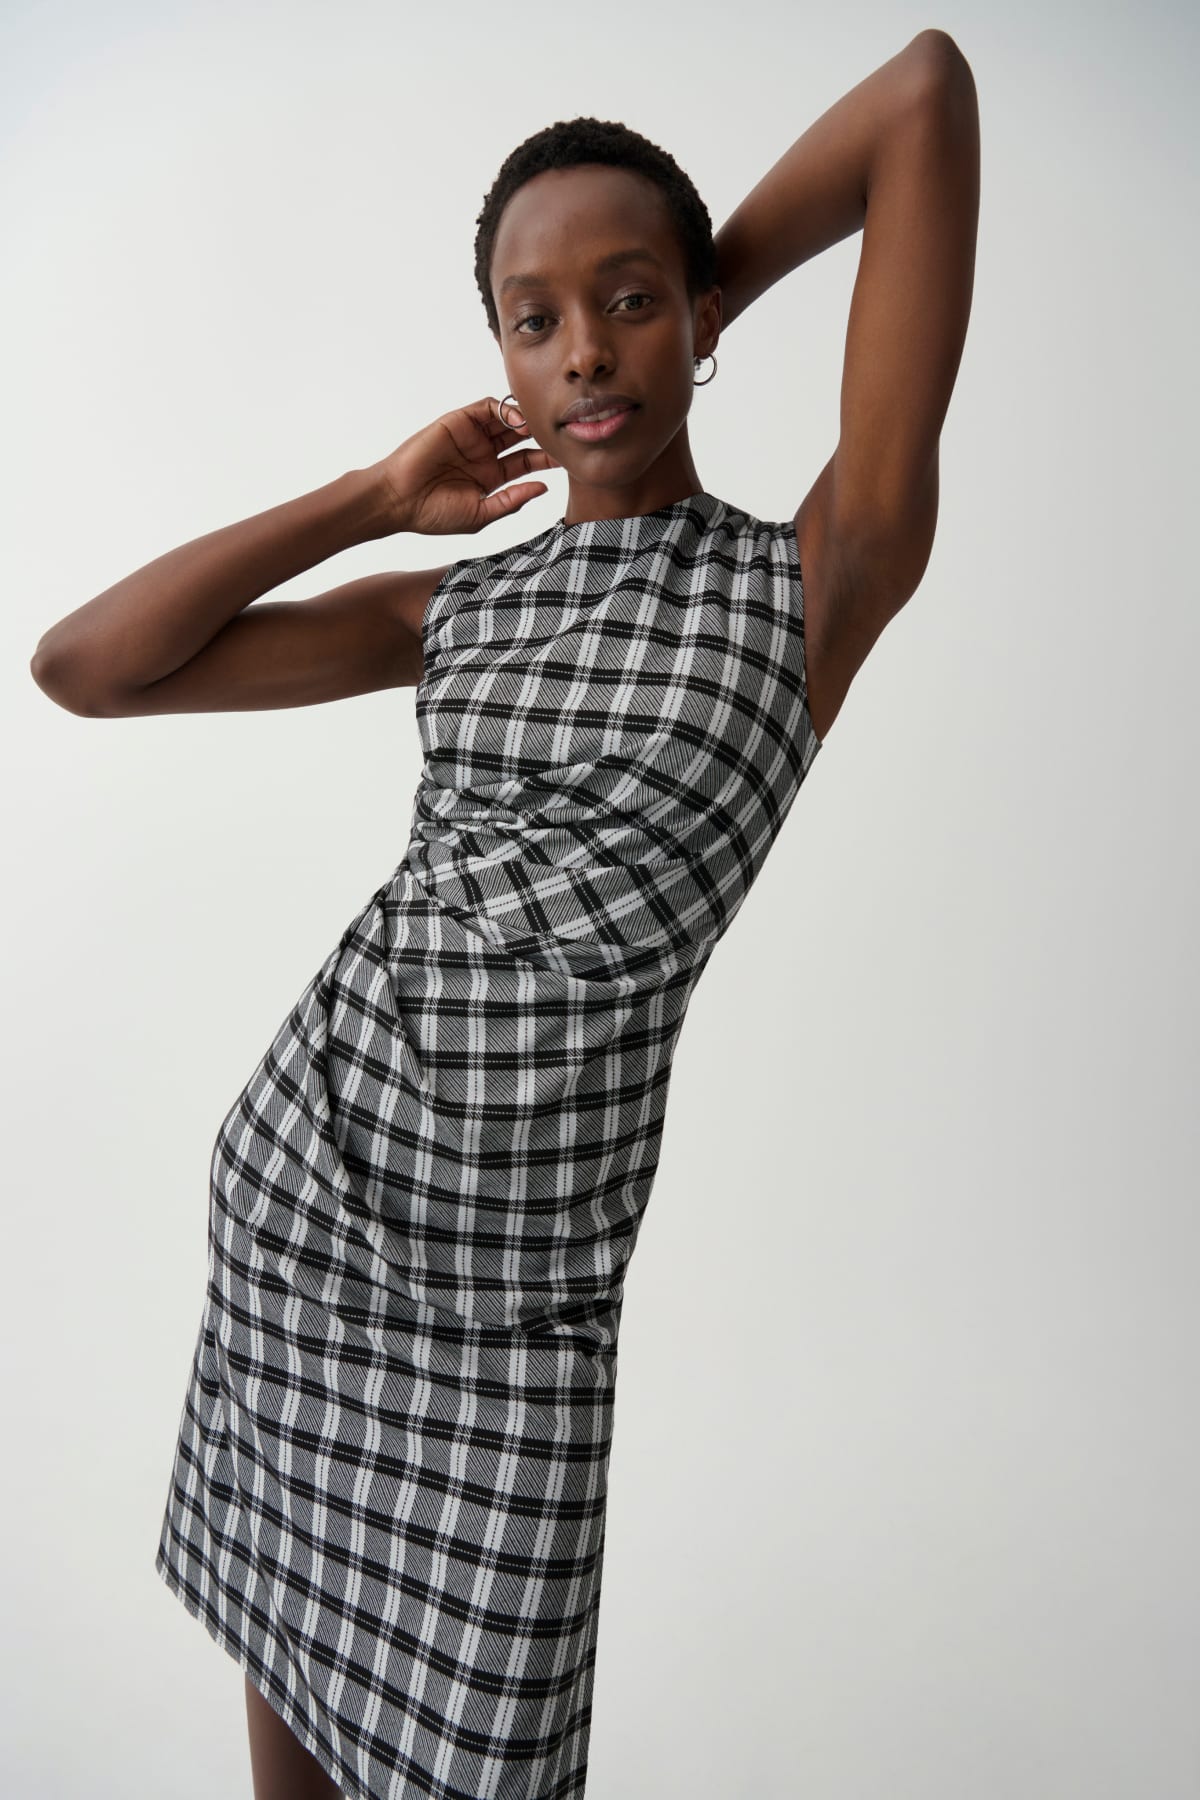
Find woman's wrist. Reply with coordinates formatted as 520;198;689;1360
346;461;416;541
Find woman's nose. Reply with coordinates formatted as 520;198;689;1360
561;318;615;379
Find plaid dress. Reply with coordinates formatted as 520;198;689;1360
155;489;823;1800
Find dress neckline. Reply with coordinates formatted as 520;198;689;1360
547;490;724;543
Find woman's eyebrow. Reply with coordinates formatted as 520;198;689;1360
500;248;665;298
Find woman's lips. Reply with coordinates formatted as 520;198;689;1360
561;405;638;442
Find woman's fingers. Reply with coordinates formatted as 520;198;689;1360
471;398;566;471
468;395;526;440
458;398;563;506
492;421;537;451
463;400;556;466
492;442;564;478
481;481;549;522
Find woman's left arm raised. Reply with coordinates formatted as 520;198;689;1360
713;30;980;742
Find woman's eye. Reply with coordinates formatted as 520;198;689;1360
513;294;654;336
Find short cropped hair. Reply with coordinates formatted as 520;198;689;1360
473;116;716;337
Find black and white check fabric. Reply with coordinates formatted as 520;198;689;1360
155;490;823;1800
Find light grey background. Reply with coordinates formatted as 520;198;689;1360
4;1;1197;1795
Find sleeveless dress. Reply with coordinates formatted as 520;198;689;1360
154;489;823;1800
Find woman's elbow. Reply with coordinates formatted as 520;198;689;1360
30;642;111;717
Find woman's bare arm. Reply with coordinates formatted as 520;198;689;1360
38;564;458;717
29;397;557;718
712;29;980;737
28;467;417;716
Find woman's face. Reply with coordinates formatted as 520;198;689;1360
489;163;721;522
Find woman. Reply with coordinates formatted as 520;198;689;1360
31;30;979;1800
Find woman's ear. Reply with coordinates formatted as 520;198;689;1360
701;285;723;355
691;286;722;361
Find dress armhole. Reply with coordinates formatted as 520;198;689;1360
782;520;824;756
420;560;470;681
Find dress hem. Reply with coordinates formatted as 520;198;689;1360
153;1544;590;1800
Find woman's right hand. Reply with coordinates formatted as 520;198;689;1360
370;396;561;537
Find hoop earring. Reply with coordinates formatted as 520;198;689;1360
693;352;718;387
498;393;526;428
